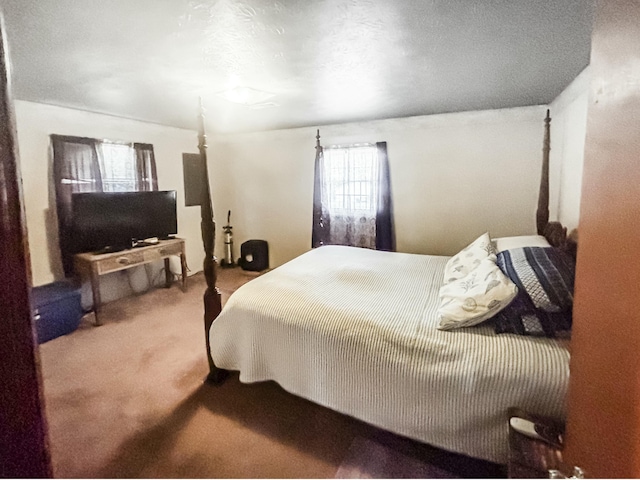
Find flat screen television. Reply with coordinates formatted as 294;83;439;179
71;190;177;253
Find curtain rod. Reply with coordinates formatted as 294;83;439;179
324;142;376;149
315;128;376;149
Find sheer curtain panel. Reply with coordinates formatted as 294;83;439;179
134;143;158;191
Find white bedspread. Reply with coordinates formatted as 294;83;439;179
210;245;570;463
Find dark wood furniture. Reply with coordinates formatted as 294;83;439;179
196;99;227;384
74;238;188;325
537;110;578;260
508;407;565;478
0;15;53;477
563;1;640;476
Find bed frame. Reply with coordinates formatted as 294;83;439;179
199;108;577;384
536;110;578;258
197;99;228;384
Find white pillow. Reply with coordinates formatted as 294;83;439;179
493;235;550;252
443;232;496;284
438;257;518;331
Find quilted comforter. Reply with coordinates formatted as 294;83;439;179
210;245;569;463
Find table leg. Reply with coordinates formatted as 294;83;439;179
90;267;102;326
164;258;172;288
180;253;188;291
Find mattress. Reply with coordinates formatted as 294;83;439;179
209;245;570;463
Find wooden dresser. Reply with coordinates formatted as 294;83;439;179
74;238;187;325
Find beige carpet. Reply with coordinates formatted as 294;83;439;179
38;267;505;478
336;437;457;479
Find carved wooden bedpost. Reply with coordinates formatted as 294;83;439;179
198;99;228;384
536;109;551;235
535;110;576;257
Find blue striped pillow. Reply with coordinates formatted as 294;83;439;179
493;247;575;337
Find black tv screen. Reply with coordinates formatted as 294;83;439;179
71;191;177;252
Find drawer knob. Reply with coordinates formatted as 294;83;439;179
117;257;130;265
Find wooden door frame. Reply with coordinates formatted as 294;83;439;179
563;1;640;477
0;11;52;478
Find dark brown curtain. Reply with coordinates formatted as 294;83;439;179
52;135;158;277
311;142;330;248
375;141;395;251
51;135;103;276
134;142;158;191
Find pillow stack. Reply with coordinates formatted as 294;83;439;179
437;233;576;338
492;246;575;337
438;232;517;331
442;231;497;283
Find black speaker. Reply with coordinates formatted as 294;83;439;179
182;153;204;206
239;240;269;271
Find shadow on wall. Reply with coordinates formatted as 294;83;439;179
46;142;65;282
44;207;64;281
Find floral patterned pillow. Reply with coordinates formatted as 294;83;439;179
443;232;496;284
438;257;518;331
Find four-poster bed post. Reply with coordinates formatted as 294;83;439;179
198;100;228;384
536;109;551;236
536;109;577;258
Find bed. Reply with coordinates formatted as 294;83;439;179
195;107;577;464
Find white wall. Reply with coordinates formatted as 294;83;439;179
549;67;590;231
209;105;549;268
15;101;202;306
17;90;586;306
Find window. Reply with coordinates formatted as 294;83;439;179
323;145;379;215
312;140;394;251
51;134;158;276
99;142;138;192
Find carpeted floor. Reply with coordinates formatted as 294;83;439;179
337;436;461;479
38;267;506;478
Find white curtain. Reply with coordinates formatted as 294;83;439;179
98;142;137;192
322;145;379;249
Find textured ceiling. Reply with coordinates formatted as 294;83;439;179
0;0;593;134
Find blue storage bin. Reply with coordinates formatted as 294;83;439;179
31;281;83;344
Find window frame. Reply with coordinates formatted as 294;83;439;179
322;143;379;216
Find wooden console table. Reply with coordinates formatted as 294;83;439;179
74;238;187;325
